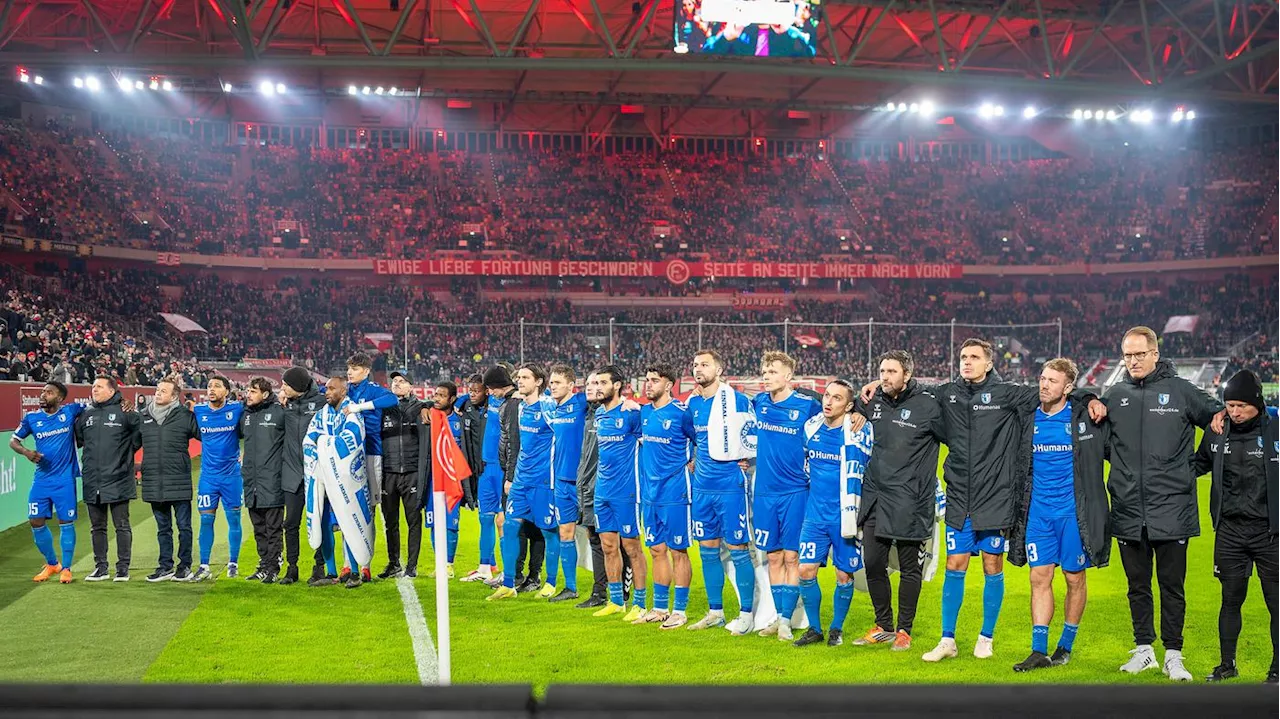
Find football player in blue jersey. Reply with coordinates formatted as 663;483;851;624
639;363;695;629
544;364;589;603
191;376;244;581
588;365;648;620
460;369;514;584
425;380;464;579
684;349;757;634
344;353;399;583
11;381;83;583
793;380;869;647
752;351;822;641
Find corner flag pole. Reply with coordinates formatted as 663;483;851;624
432;489;451;686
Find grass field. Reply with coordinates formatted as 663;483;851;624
0;450;1273;689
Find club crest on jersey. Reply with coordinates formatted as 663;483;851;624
662;419;672;430
1259;436;1265;449
225;412;233;420
1079;422;1087;434
789;409;800;421
981;393;992;404
615;418;623;428
264;413;272;422
1158;393;1170;406
1274;441;1279;453
109;413;116;421
900;409;911;420
57;414;65;422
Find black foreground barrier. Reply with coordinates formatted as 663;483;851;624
1;683;1276;718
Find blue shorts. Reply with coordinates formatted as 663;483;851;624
1026;514;1090;572
197;474;242;512
505;483;557;530
798;519;863;573
29;482;77;522
478;465;504;514
553;481;580;525
691;491;749;545
424;501;461;531
752;492;806;553
644;503;691;550
596;496;641;538
946;516;1007;556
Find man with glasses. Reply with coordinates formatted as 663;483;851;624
1103;326;1223;681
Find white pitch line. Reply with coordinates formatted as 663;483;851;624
396;576;439;685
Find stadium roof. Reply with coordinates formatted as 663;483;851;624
1;0;1275;110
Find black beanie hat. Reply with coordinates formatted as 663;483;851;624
282;366;312;394
483;365;513;390
1223;369;1265;412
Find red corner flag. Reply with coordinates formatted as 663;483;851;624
430;408;471;512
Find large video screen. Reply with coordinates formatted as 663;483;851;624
674;0;822;58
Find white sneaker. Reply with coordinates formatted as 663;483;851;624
757;619;779;637
1163;650;1192;681
922;638;958;662
459;566;493;583
726;612;755;636
1120;644;1158;674
687;610;726;631
225;562;239;579
973;635;994;659
777;622;794;642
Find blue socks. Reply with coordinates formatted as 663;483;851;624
674;585;690;613
1059;623;1079;652
500;520;521;588
1032;624;1049;654
633;586;647;610
59;522;76;568
31;524;56;565
609;581;624;606
226;509;242;564
344;542;357;571
542;529;561;585
320;528;336;576
653;584;670;611
447;529;459;563
799;577;822;632
777;585;800;621
981;572;1004;639
479;513;496;566
832;581;854;632
699;545;725;611
559;539;577;592
199;512;216;565
729;548;755;613
941;569;966;639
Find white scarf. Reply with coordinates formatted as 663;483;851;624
304;401;375;567
706;382;756;461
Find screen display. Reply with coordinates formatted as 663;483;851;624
674;0;822;58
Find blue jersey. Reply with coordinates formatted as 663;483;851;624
641;401;692;505
14;403;84;486
1031;404;1075;520
348;377;398;456
446;412;463;446
514;399;553;489
595;403;642;502
482;396;505;465
455;394;469;411
547;392;588;483
193;401;244;477
685;388;751;494
753;390;822;496
803;421;845;524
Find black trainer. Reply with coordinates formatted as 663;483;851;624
86;566;110;582
576;595;607;609
247;570;269;582
826;629;843;647
378;563;403;580
308;574;339;587
793;628;825;647
1049;647;1072;666
549;589;579;603
516;577;542;594
404;567;418;579
1206;662;1239;682
172;566;192;582
278;565;299;586
146;568;175;583
261;571;277;585
1013;651;1053;673
344;575;363;589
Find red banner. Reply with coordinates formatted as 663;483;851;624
374;258;962;283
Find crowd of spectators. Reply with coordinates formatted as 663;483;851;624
0;118;1272;265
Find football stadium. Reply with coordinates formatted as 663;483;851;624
0;0;1276;714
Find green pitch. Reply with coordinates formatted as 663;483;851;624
0;451;1272;688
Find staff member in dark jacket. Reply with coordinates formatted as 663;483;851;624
1008;359;1111;673
1191;370;1278;684
280;367;325;585
240;377;286;583
853;351;945;650
494;364;545;592
458;374;487;509
76;376;141;582
1104;326;1223;680
139;376;200;582
575;375;611;609
379;371;426;579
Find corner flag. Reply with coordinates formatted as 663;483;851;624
429;408;471;512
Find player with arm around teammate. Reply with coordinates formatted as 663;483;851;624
11;381;83;583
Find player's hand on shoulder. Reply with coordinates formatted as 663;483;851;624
1087;398;1108;423
860;381;880;404
1210;409;1226;435
846;411;867;433
621;398;641;411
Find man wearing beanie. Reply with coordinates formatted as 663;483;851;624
280;367;326;585
1192;369;1278;684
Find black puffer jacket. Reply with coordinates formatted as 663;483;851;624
139;402;200;503
75;392;141;505
497;394;523;485
1191;410;1277;535
381;396;425;475
282;384;324;495
857;380;945;542
1103;359;1222;541
240;397;285;509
